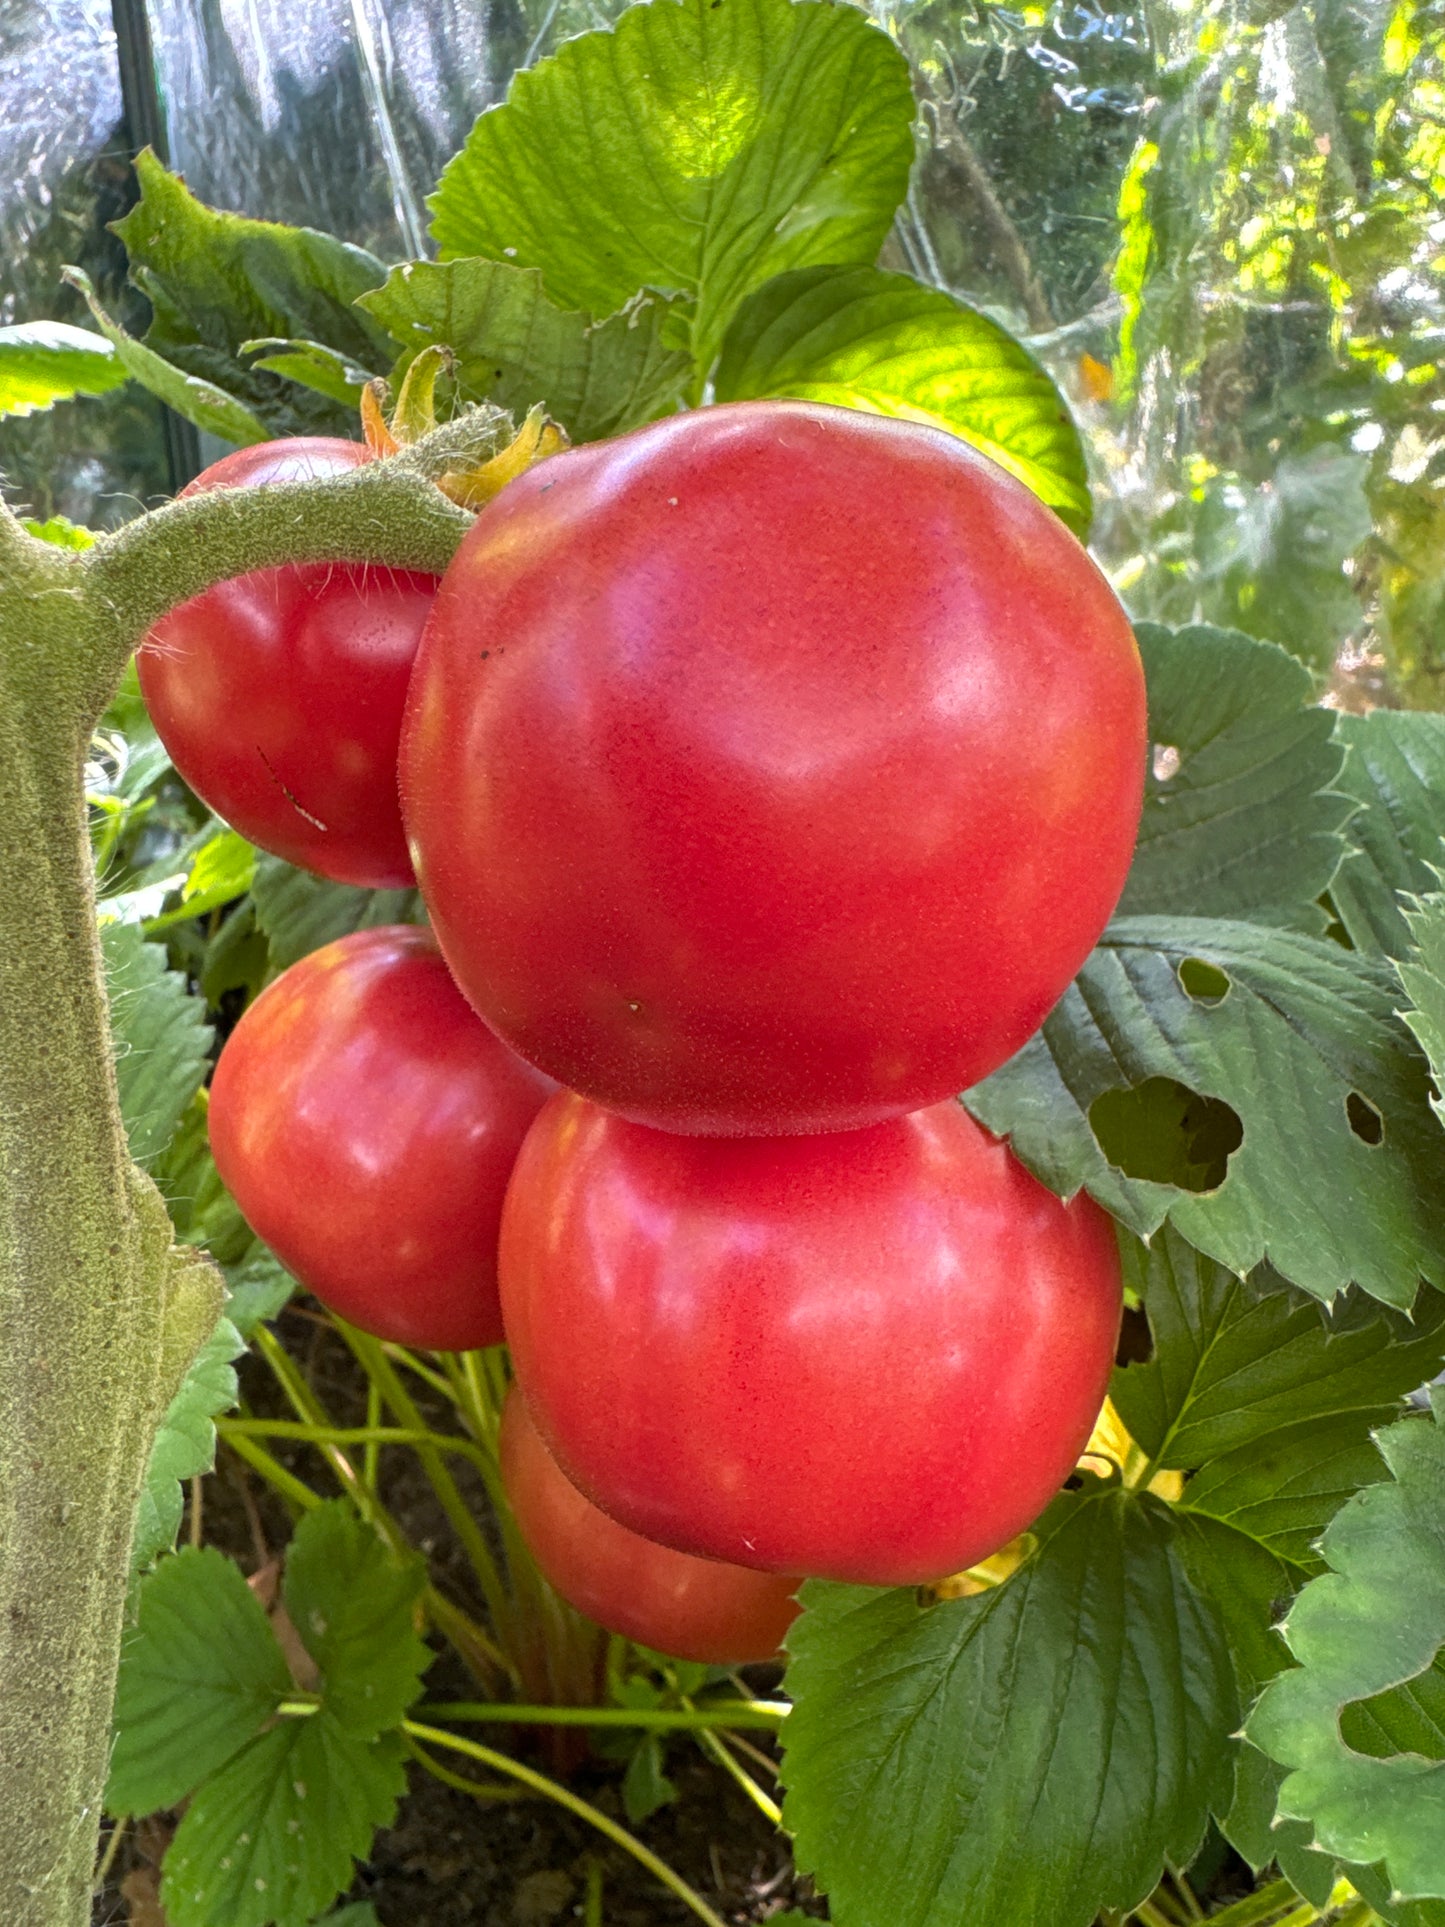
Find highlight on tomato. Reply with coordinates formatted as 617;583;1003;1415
139;437;437;887
500;1388;800;1665
401;398;1146;1135
210;924;555;1351
500;1091;1123;1587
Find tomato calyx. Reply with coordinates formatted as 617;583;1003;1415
362;346;568;508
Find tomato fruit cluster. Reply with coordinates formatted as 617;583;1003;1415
191;399;1139;1650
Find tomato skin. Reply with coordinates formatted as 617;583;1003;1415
139;438;437;888
401;400;1145;1135
210;926;555;1351
500;1390;799;1664
500;1092;1122;1587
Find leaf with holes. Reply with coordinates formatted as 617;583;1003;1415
282;1503;430;1742
1329;712;1445;957
966;917;1445;1308
131;1316;245;1575
427;0;915;374
1398;894;1445;1131
360;260;691;442
713;265;1090;533
102;921;214;1167
161;1718;407;1927
107;1546;290;1817
1110;1227;1445;1876
111;151;392;437
782;1487;1236;1927
251;853;423;970
0;319;127;416
1119;624;1354;930
1250;1395;1445;1900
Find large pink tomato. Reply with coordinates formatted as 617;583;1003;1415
499;1092;1122;1587
500;1391;799;1665
139;438;437;887
210;925;555;1351
401;400;1145;1135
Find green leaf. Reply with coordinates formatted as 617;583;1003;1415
151;1093;254;1262
782;1489;1236;1927
184;828;256;910
1398;893;1445;1131
131;1315;245;1574
1115;1232;1445;1875
1112;1227;1445;1471
1184;1415;1395;1571
1250;1399;1445;1901
1119;624;1354;930
23;513;95;548
108;1545;291;1817
161;1717;407;1927
64;266;271;447
428;0;916;372
1352;1864;1445;1927
111;151;392;437
714;265;1092;534
0;319;127;416
360;260;690;442
102;921;214;1166
966;917;1445;1308
1329;713;1445;957
242;337;377;409
282;1504;431;1743
141;828;257;934
224;1248;296;1342
251;854;424;970
622;1733;678;1822
316;1909;382;1927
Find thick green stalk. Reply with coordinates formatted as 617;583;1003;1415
0;421;499;1926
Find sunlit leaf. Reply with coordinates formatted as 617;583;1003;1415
0;320;126;416
715;265;1091;533
428;0;915;372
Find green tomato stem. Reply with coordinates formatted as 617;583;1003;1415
693;1725;783;1825
417;1697;789;1731
332;1324;519;1659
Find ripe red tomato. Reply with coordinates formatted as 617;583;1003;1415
139;438;437;887
401;400;1145;1135
210;925;555;1351
500;1389;799;1664
500;1092;1122;1587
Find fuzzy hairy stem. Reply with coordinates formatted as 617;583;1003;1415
0;428;487;1926
80;454;478;715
